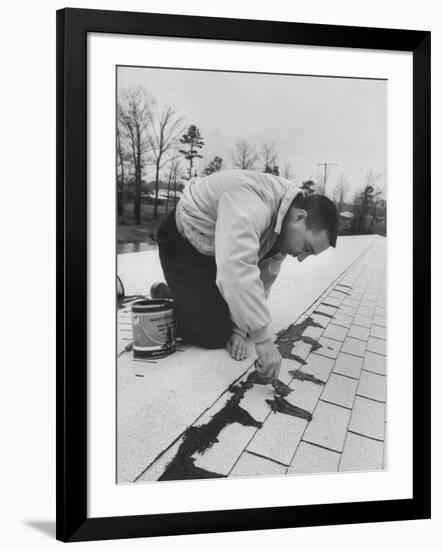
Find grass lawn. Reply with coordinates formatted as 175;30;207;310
117;201;173;248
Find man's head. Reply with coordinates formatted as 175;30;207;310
276;193;338;261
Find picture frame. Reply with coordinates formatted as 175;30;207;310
56;7;431;542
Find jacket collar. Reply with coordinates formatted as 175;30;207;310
274;184;304;234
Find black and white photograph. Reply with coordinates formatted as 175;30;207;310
116;65;387;484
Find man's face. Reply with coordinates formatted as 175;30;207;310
276;208;330;261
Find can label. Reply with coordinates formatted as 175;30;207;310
131;307;176;358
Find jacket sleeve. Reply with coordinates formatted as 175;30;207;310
214;188;273;343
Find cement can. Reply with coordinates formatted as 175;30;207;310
131;299;176;358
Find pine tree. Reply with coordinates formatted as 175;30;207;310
179;125;205;179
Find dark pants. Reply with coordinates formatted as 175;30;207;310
156;208;232;349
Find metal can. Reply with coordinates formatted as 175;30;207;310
131;299;176;358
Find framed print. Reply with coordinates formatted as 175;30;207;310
56;8;431;542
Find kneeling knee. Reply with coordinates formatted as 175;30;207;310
194;321;231;349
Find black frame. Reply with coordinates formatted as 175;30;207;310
56;7;431;542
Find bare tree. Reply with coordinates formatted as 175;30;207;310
370;183;386;231
117;87;153;224
332;174;350;213
116;123;125;219
365;169;382;191
315;166;326;195
164;156;183;213
231;139;258;170
259;140;278;173
148;104;185;219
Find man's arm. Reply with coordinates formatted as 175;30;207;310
214;188;281;381
214;188;272;341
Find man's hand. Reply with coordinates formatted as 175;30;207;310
255;337;281;383
226;333;248;361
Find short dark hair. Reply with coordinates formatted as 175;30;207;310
292;193;339;247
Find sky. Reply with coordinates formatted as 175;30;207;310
118;65;386;198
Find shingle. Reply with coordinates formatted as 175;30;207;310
339;305;357;317
247;412;308;466
363;351;386;375
302;325;324;340
279;357;303;384
353;314;371;328
322;323;348;342
229;451;286;478
357;370;386;402
347;324;370;341
332;313;353;328
239;383;275;423
333;352;363;379
357;306;375;318
339;432;384;472
370;325;386;340
342;297;360;308
372;315;386;327
348;396;385;440
303;401;351;452
321;373;358;409
310;313;332;328
366;337;386;356
192;423;258;476
285;378;324;413
314;337;342;359
302;354;335;383
341;337;367;358
291;340;313;361
288;442;340;474
322;296;342;308
359;300;377;311
315;304;338;317
328;290;346;304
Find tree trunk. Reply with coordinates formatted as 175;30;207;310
135;166;141;224
153;161;160;220
117;134;125;219
134;155;141;225
120;162;125;222
174;172;177;202
165;168;172;213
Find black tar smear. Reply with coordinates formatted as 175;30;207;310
158;317;322;482
159;372;262;481
275;316;324;363
266;396;312;422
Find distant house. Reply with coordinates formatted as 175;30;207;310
146;190;183;204
339;211;354;232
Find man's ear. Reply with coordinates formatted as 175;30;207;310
293;208;307;223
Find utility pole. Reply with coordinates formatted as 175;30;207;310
317;162;338;195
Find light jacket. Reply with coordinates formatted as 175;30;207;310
175;169;303;342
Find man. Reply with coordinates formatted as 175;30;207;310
154;169;338;383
